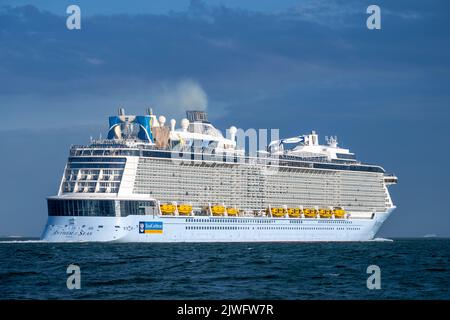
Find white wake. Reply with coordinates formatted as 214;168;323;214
370;237;394;242
0;239;46;244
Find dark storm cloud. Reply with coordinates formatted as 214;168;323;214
0;1;448;127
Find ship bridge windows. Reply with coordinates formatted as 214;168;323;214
47;199;156;216
120;200;156;216
47;199;116;217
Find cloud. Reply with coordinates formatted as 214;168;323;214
151;79;208;114
85;57;105;65
280;0;360;27
0;0;448;130
280;0;424;28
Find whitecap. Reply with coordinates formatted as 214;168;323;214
370;237;394;242
323;273;340;277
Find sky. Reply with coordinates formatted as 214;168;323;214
0;0;449;237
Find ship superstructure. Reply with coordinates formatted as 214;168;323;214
41;109;397;242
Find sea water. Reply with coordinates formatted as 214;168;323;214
0;238;448;299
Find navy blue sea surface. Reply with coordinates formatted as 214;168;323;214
0;239;448;299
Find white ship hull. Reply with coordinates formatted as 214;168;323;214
41;208;394;242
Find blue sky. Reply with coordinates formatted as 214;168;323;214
2;0;305;15
0;0;449;237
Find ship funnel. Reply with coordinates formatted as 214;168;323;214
186;110;208;123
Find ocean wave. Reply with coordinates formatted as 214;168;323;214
323;273;341;277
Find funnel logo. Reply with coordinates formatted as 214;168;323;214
139;221;163;234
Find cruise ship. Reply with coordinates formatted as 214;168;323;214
41;109;397;242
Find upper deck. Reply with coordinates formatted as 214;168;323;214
68;140;385;172
58;109;394;197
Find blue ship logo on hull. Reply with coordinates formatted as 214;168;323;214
139;221;163;234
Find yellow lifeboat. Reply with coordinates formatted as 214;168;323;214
160;203;176;215
226;207;239;216
177;204;193;216
333;208;346;219
287;208;301;218
270;207;286;217
319;208;333;218
211;205;226;216
303;208;317;218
